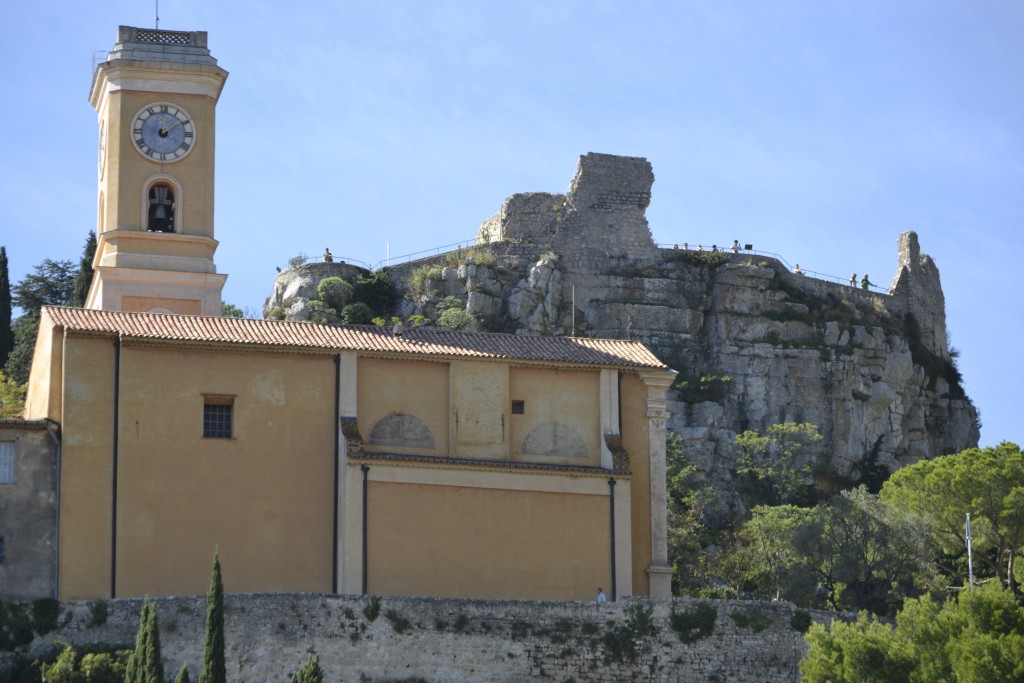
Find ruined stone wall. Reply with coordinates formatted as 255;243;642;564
17;593;829;682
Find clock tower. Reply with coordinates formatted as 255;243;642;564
87;26;228;316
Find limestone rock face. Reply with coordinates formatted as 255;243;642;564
263;262;369;320
272;153;980;507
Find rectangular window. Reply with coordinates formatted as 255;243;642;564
0;442;13;484
203;396;234;439
511;400;525;415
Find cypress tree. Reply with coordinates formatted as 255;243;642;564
125;600;165;683
174;662;191;683
72;231;97;307
0;247;12;369
200;552;226;683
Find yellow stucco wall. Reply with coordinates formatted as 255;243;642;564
58;336;117;599
112;345;336;597
358;358;449;455
122;295;201;315
365;480;609;600
620;373;652;596
509;368;600;466
24;315;62;420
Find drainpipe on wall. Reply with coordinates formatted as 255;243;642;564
44;418;62;599
608;477;617;601
361;464;370;595
111;337;121;599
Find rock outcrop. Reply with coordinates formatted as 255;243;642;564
265;153;980;507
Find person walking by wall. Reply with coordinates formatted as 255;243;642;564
860;274;874;290
850;273;857;287
597;588;607;604
731;240;741;253
323;248;333;263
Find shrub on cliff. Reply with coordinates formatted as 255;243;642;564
289;653;324;683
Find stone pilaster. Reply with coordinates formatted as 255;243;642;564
638;369;676;597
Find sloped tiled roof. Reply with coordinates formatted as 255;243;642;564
41;307;669;370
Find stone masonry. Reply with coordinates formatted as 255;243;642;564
12;593;833;682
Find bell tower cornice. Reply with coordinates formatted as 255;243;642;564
90;26;228;110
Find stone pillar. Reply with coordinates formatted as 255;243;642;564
638;369;676;597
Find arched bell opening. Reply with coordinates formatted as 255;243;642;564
147;183;176;233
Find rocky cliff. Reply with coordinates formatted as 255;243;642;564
265;153;979;507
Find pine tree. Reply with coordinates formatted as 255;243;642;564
125;600;165;683
290;652;324;683
72;231;97;307
0;247;12;369
174;662;191;683
200;552;226;683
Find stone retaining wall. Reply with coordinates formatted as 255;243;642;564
15;593;830;682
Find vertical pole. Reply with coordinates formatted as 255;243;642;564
608;477;617;601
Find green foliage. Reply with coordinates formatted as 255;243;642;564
0;370;25;418
409;264;444;295
288;253;308;268
200;553;226;683
30;598;60;635
801;584;1024;683
669;602;717;643
362;595;381;622
672;372;733;403
0;602;33;650
354;270;397;317
25;643;129;683
665;432;720;595
341;302;374;324
667;249;730;268
384;609;412;634
436;295;462;312
903;312;966;398
289;652;324;683
790;611;813;633
304;300;339;324
453;613;469;632
730;608;773;632
405;314;429;328
3;314;37;384
735;422;824;505
267;307;286;320
220;302;244;318
437;308;476;331
626;602;655;637
11;258;76;314
726;488;933;614
881;441;1024;590
0;246;13;369
5;257;77;383
72;231;97;307
87;601;108;627
174;663;191;683
316;277;353;311
125;601;164;683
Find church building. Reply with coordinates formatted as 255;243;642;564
1;26;676;603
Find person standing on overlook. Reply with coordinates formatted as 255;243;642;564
861;274;874;290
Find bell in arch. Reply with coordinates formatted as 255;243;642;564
148;184;175;233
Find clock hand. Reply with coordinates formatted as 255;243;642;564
165;118;190;132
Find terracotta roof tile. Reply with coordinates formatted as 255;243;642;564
41;307;668;370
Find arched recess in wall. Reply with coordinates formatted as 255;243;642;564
369;413;436;450
141;174;183;233
520;423;588;458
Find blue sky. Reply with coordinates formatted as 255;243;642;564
1;1;1020;448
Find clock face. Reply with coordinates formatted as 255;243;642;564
131;103;196;162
